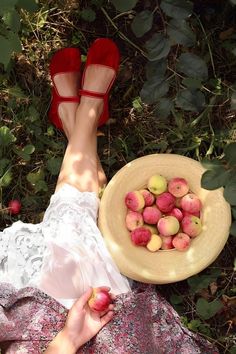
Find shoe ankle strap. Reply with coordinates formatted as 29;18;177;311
78;89;105;99
58;96;80;102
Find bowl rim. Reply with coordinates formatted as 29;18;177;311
98;153;231;284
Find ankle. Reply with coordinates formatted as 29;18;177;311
79;97;103;118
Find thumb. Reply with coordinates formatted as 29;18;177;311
74;287;93;310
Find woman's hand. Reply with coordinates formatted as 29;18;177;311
45;287;115;354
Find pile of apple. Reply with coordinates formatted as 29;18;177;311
124;175;202;252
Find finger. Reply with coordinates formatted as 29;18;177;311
108;303;115;311
99;304;115;317
74;287;93;309
100;310;114;327
110;293;116;301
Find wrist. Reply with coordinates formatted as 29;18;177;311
45;330;79;354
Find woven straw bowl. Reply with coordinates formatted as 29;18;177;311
98;154;231;284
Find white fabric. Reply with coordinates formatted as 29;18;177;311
0;184;131;308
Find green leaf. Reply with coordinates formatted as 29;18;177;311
23;144;35;154
0;35;14;69
176;89;205;112
2;9;21;32
160;0;193;20
132;97;143;111
224;142;236;165
230;346;236;354
167;19;196;47
145;33;170;61
182;78;202;90
131;10;153;38
27;169;45;185
187;270;221;293
230;221;236;236
91;0;105;6
27;105;40;122
140;77;169;104
201;168;231;190
177;53;208;81
0;158;10;176
170;294;183;305
146;59;167;80
0;32;21;68
224;179;236;205
196;298;223;320
80;8;96;22
111;0;138;12
201;158;223;170
231;92;236;110
155;98;174;118
0;0;18;14
16;0;38;12
187;319;201;331
7;85;26;98
0;169;12;188
14;144;34;161
0;126;16;146
46;157;63;175
34;180;48;193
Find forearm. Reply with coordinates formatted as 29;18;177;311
44;330;79;354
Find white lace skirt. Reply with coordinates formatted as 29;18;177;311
0;184;131;308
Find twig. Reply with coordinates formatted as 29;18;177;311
101;7;148;58
112;10;135;21
194;14;216;78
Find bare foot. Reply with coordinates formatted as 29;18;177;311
53;72;80;138
79;65;115;121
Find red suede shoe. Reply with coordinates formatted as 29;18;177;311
49;47;81;130
79;38;120;127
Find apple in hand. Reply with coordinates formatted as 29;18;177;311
88;288;112;312
125;191;145;211
147;175;167;195
168;177;189;198
126;211;144;231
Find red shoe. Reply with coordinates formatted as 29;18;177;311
79;38;120;127
49;47;81;130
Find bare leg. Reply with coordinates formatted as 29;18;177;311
56;66;114;194
97;154;107;188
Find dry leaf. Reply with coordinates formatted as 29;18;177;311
199;288;211;300
219;27;235;41
222;295;236;307
210;281;218;296
97;130;105;137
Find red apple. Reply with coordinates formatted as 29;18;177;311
131;227;151;246
88;288;112;312
8;199;21;215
